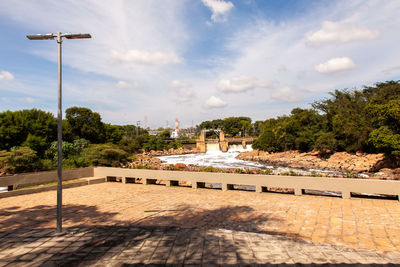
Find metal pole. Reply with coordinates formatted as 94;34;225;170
56;32;63;233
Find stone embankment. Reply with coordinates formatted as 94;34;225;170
236;150;400;178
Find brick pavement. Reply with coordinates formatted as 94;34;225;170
1;182;400;265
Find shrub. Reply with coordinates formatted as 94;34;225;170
22;134;48;157
47;138;90;161
0;147;38;173
314;132;338;153
310;171;323;177
345;170;356;178
167;140;183;149
198;166;220;172
234;168;245;174
84;144;128;167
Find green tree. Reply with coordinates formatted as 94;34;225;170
0;109;57;151
104;124;123;144
158;129;171;139
0;147;39;173
65;107;105;143
22;134;48;157
83;144;128;167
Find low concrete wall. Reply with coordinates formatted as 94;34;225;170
94;167;400;200
1;167;399;200
0;177;106;199
0;167;94;189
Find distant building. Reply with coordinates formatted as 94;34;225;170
171;118;179;138
148;130;161;136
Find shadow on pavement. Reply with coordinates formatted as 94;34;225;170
0;204;398;266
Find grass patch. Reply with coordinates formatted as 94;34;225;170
16;178;85;190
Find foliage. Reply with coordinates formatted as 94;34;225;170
142;136;167;151
104;124;123;144
314;132;338;152
168;140;183;149
197;166;221;172
0;109;57;151
157;129;171;139
254;81;400;155
369;126;400;156
199;116;253;136
0;147;40;173
47;138;90;161
253;108;326;152
83;144;128;167
64;107;105;143
22;134;48;157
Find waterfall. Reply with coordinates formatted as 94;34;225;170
206;143;220;152
228;144;252;152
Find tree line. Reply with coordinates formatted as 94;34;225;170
0;107;183;173
252;81;400;156
1;80;399;174
198;116;263;137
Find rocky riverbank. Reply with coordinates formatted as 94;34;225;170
145;147;200;156
236;150;400;178
123;147;201;171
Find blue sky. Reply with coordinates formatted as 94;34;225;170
0;0;399;128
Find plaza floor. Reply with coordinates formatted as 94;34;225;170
0;182;400;266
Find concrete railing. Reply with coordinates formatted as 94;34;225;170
0;167;94;190
1;167;399;200
94;167;400;200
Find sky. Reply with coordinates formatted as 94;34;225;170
0;0;399;128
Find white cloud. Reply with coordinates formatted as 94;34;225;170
116;81;141;89
315;57;356;74
202;0;234;22
111;49;182;65
205;95;227;108
271;87;303;102
307;21;380;46
169;80;192;89
0;71;14;81
169;80;194;103
217;76;270;93
23;97;35;103
175;89;195;104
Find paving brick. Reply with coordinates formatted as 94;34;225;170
1;183;400;265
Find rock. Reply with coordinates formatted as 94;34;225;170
236;150;387;173
174;163;188;171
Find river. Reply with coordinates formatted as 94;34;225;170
157;144;338;176
158;144;271;170
157;144;354;196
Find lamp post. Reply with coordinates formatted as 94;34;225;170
27;32;91;233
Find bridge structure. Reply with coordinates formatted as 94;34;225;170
196;129;255;153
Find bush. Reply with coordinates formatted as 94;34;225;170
369;126;400;156
198;166;220;172
22;134;48;157
47;138;90;161
0;147;39;173
314;132;338;152
234;168;245;174
84;144;129;167
167;140;183;149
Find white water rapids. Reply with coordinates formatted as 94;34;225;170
158;144;271;170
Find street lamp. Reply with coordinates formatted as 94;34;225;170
27;32;91;233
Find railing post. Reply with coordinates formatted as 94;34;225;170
294;188;302;196
256;185;262;193
222;183;233;191
342;191;351;199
